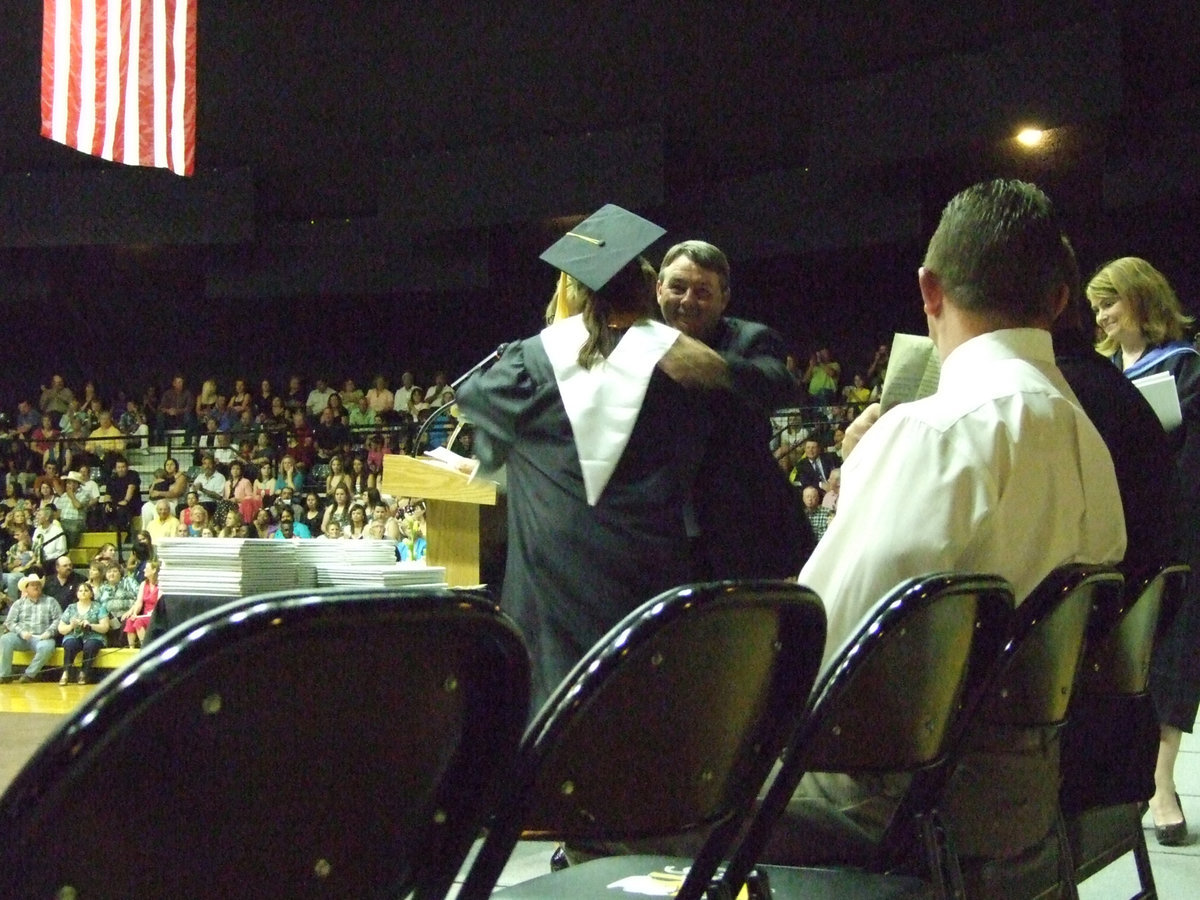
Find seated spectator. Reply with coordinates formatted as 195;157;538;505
32;506;68;573
423;372;450;403
141;457;188;522
348;455;375;502
319;520;344;540
348;395;377;430
229;378;253;419
0;574;62;683
339;378;364;409
32;414;67;471
249;507;274;538
773;414;810;464
233;408;258;441
54;471;89;548
275;455;304;494
254;461;276;509
372;503;401;542
190;453;227;515
282;375;307;414
90;541;118;570
397;515;427;562
299;492;324;536
85;407;126;473
34;481;57;514
144;500;181;543
326;392;350;425
250;431;277;473
155;374;195;443
313;407;350;462
210;394;239;433
118;399;149;449
212;432;237;467
218;508;244;538
800;485;833;541
402;386;428;424
58;397;89;460
57;581;110;685
365;433;387;473
122;559;161;649
178;490;203;531
254;380;277;420
306;377;335;418
140;384;159;429
790;438;839;495
186;505;210;537
325;454;352;497
223;460;259;525
260;395;290;444
822;468;841;511
321;485;353;533
74;464;102;529
287;410;316;470
194;379;220;424
270;487;303;523
345;504;369;539
32;460;64;499
366;375;394;418
13;400;40;441
272;507;311;539
39;374;75;417
803;347;842;407
841;373;872;409
96;561;136;644
42;554;82;609
3;526;38;603
104;456;141;536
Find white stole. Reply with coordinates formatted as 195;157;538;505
540;316;679;506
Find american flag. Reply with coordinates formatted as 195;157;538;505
41;0;197;176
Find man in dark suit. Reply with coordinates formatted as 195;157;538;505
654;240;814;578
790;438;840;495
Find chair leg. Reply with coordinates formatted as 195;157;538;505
1130;828;1157;900
1052;810;1080;900
919;814;964;900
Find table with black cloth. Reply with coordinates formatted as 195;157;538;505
147;594;236;641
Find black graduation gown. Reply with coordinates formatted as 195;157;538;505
457;334;708;709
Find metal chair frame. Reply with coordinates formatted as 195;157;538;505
458;579;828;900
0;586;531;900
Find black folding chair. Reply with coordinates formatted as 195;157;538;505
941;564;1124;900
714;572;1015;900
0;586;530;900
456;580;828;900
1060;561;1189;899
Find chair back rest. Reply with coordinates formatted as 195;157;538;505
1079;562;1188;696
714;573;1013;896
976;565;1122;728
518;581;826;841
0;587;530;900
801;573;1014;772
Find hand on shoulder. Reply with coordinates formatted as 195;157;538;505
658;334;733;390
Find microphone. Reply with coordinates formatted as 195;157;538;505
412;343;508;453
451;343;508;391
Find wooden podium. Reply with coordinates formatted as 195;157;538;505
380;455;504;588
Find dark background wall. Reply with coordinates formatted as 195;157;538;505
1;1;1198;407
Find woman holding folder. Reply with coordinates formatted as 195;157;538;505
1089;256;1200;845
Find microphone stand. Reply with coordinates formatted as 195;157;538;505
410;343;507;455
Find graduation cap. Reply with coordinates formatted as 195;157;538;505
540;204;666;292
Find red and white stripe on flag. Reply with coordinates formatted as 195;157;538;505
40;0;197;177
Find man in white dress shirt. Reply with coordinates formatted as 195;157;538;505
769;179;1128;866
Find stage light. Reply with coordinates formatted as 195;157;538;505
1016;128;1045;147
